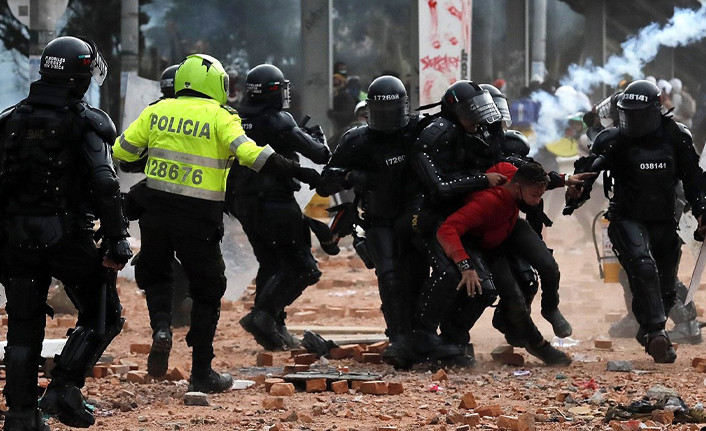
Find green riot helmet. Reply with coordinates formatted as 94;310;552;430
175;54;229;104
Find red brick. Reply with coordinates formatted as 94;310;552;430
294;353;318;365
305;378;327;393
360;380;387;395
329;346;354;360
110;364;130;375
459;393;477;409
331;380;349;394
92;365;109;379
265;378;285;392
352;345;367;362
366;341;389;354
351;380;363;392
270;382;295;396
432;369;448;381
475;404;503;417
387;382;404;395
129;343;151;355
289;348;309;357
594;339;613;349
256;352;273;366
168;366;188;381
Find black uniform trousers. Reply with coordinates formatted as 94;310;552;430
234;197;320;317
1;228;121;409
135;211;226;372
608;218;680;334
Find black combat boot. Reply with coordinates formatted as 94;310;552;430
412;329;466;364
239;309;287;351
147;325;172;377
188;368;233;393
525;340;572;366
541;308;573;338
3;409;49;431
39;378;95;428
382;333;420;369
645;330;677;364
275;312;301;350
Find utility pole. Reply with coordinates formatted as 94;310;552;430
300;0;333;136
120;0;139;125
531;0;547;82
7;0;68;82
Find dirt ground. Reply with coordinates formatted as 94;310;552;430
6;206;706;431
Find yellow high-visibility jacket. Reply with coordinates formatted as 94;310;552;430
113;96;273;202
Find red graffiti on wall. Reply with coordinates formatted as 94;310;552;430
447;5;462;20
428;0;440;49
420;55;461;73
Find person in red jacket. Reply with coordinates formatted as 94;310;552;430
437;161;591;365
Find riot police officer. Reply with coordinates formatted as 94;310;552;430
0;36;132;430
119;63;192;378
566;80;706;363
113;54;320;392
228;64;330;351
317;75;425;368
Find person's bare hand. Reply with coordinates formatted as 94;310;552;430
102;257;125;271
486;173;508;187
566;184;583;200
566;172;598;186
457;269;482;297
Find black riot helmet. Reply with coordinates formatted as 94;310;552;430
365;75;409;132
159;64;179;98
245;64;290;109
617;80;662;137
502;130;530;157
441;80;501;125
479;83;511;127
40;36;107;92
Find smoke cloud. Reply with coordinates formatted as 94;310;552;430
563;5;706;93
532;5;706;149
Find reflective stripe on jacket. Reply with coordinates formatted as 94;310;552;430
113;97;273;201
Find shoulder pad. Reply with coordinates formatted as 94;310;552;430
591;126;620;156
220;104;240;116
0;105;16;127
75;102;116;142
337;125;368;147
268;110;298;132
674;121;693;139
502;130;530;157
416;116;458;150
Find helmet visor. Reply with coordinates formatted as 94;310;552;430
281;80;291;109
494;96;512;126
366;98;410;132
618;107;661;137
455;91;502;124
596;95;617;128
89;50;107;86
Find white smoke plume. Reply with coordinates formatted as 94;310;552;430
563;5;706;93
531;5;706;149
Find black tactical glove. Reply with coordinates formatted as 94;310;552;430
346;170;377;191
104;237;133;269
304;124;326;143
294;166;322;189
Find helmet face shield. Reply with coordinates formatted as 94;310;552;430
618;107;661;137
454;91;501;124
493;95;511;126
89;50;107;86
366;97;410;132
281;79;291;109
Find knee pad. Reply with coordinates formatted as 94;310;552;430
630;257;658;286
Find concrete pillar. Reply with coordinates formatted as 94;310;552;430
120;0;139;121
584;0;606;99
530;0;547;82
300;0;333;136
27;0;67;81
